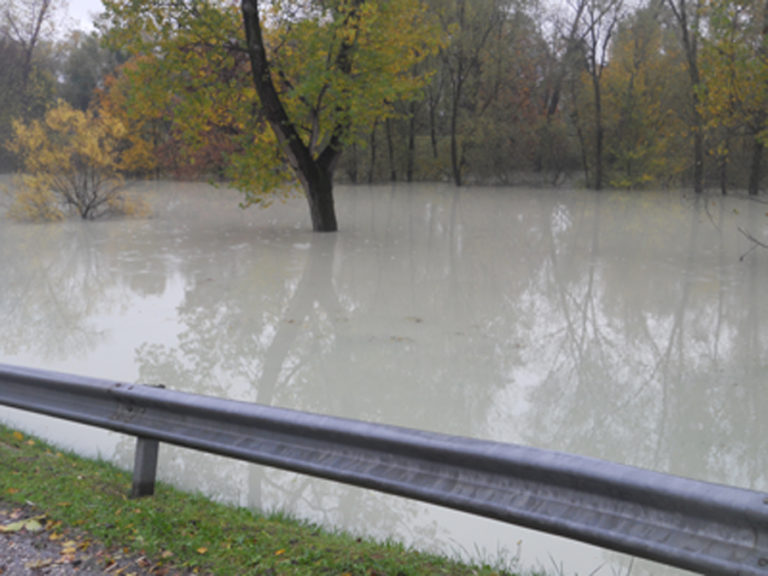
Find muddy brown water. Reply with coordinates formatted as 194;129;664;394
2;179;766;575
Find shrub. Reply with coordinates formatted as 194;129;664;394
7;100;150;221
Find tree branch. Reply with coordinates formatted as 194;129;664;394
738;226;768;260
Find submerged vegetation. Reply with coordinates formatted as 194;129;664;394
7;100;151;221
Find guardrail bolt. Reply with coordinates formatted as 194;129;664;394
758;558;768;567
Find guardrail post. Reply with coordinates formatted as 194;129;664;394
131;436;159;498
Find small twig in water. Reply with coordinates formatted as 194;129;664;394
738;226;768;261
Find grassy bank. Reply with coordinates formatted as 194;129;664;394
0;424;523;575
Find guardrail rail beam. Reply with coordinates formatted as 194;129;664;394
1;364;767;575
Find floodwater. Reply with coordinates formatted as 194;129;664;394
1;179;767;575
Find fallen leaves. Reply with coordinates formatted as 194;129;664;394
0;514;46;533
61;539;80;556
0;502;172;575
24;559;53;570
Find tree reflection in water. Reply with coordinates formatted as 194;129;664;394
1;182;767;575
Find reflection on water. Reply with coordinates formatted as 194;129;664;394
2;180;768;575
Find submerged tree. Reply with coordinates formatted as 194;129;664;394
102;0;439;231
7;100;150;220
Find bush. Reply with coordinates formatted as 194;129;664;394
6;100;150;221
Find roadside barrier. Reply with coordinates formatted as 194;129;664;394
1;363;766;575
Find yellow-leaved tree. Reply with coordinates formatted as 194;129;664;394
7;100;151;221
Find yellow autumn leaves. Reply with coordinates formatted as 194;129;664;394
0;510;88;570
0;514;45;533
6;100;152;221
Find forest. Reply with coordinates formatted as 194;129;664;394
1;0;766;203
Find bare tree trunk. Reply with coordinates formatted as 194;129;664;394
749;138;764;196
406;101;416;182
569;65;591;186
719;151;727;196
429;94;439;159
305;167;337;231
450;71;464;187
577;122;590;186
692;113;704;193
347;142;358;184
385;117;397;182
537;0;587;173
4;0;53;119
368;120;378;184
582;0;621;190
592;72;604;190
666;0;705;194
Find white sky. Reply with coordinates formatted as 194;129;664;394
66;0;105;31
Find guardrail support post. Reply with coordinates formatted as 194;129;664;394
131;436;159;498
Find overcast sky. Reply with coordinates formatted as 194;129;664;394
67;0;105;31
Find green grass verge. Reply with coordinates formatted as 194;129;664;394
0;424;523;575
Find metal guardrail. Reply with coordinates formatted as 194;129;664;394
0;363;767;575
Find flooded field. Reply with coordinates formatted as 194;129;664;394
1;179;767;575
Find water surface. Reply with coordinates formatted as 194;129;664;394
1;180;767;575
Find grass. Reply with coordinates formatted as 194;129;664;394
0;423;524;575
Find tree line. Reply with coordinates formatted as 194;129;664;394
1;0;767;225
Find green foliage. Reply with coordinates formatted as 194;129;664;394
699;0;768;145
47;0;768;192
100;0;440;206
58;30;125;111
0;9;59;170
461;8;551;182
602;5;690;188
433;0;520;184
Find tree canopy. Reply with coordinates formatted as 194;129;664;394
100;0;441;230
4;0;768;216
